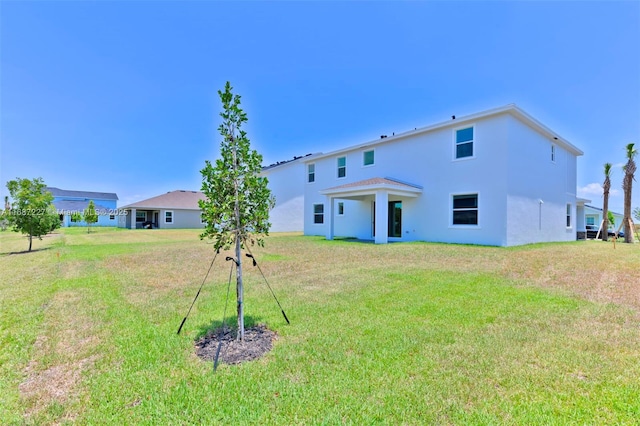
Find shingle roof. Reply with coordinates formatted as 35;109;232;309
47;187;119;201
121;190;206;210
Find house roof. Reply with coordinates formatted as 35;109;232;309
321;177;423;198
121;190;205;210
262;153;320;172
47;187;119;201
53;200;113;214
585;204;623;216
304;104;583;163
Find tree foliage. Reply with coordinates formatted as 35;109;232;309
634;206;640;223
5;177;60;251
199;82;274;340
622;143;637;243
199;82;274;250
84;200;98;233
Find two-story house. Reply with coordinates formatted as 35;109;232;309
292;104;583;246
48;187;119;227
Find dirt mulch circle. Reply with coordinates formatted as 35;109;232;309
195;324;276;365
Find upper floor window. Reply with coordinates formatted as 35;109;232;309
452;194;478;225
551;145;556;162
337;156;346;178
363;150;375;166
308;164;315;183
455;127;474;159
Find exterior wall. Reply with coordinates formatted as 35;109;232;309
261;160;306;233
159;209;204;229
304;114;513;245
505;116;577;245
55;196;119;227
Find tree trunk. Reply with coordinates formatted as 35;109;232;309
28;234;33;252
624;175;633;243
29;221;33;252
602;193;609;241
236;234;244;340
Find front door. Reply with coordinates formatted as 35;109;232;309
154;212;159;228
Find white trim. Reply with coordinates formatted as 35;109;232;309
337;156;347;179
449;192;480;228
164;210;174;224
307;163;316;184
362;149;375;167
453;124;475;161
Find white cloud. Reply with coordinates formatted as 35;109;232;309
578;183;621;198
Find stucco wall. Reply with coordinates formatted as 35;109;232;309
262;159;306;232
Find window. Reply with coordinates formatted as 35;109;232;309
566;204;571;228
308;164;315;183
136;211;146;223
363;150;374;166
165;211;173;224
586;216;595;226
337;202;344;216
109;214;115;220
313;204;324;224
455;127;474;159
551;144;556;162
337;156;346;178
452;194;478;225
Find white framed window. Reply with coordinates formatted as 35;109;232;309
363;150;375;166
566;204;571;228
307;163;315;183
313;204;324;224
551;144;556;162
136;211;146;223
452;193;478;225
337;156;346;178
164;211;173;224
586;216;596;226
337;202;344;216
454;126;474;159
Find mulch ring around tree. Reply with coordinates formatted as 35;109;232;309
195;324;276;365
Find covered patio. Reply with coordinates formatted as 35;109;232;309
320;177;422;244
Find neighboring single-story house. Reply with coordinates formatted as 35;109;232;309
119;190;205;229
48;187;119;227
260;154;318;233
584;205;625;234
266;104;585;246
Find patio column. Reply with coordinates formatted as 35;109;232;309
326;195;334;241
130;208;136;229
374;190;388;244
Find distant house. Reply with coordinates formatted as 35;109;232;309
265;104;585;246
119;190;205;229
48;187;119;227
584;205;624;233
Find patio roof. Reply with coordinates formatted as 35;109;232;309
320;177;422;199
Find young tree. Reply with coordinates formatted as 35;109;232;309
199;82;275;340
622;143;637;243
6;177;60;251
602;163;612;241
84;200;98;233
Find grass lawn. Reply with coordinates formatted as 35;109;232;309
1;228;640;424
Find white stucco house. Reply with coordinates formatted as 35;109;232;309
265;104;585;246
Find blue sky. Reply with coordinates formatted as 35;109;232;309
2;1;639;213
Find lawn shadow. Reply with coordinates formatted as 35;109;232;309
193;314;264;340
0;247;52;256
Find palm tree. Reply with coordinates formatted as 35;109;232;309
602;163;612;241
622;143;637;243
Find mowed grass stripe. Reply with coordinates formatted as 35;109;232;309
1;229;639;424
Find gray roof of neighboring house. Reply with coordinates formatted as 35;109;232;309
121;190;205;210
47;187;119;201
53;200;113;214
585;205;623;216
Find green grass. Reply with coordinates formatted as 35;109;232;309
1;228;640;424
